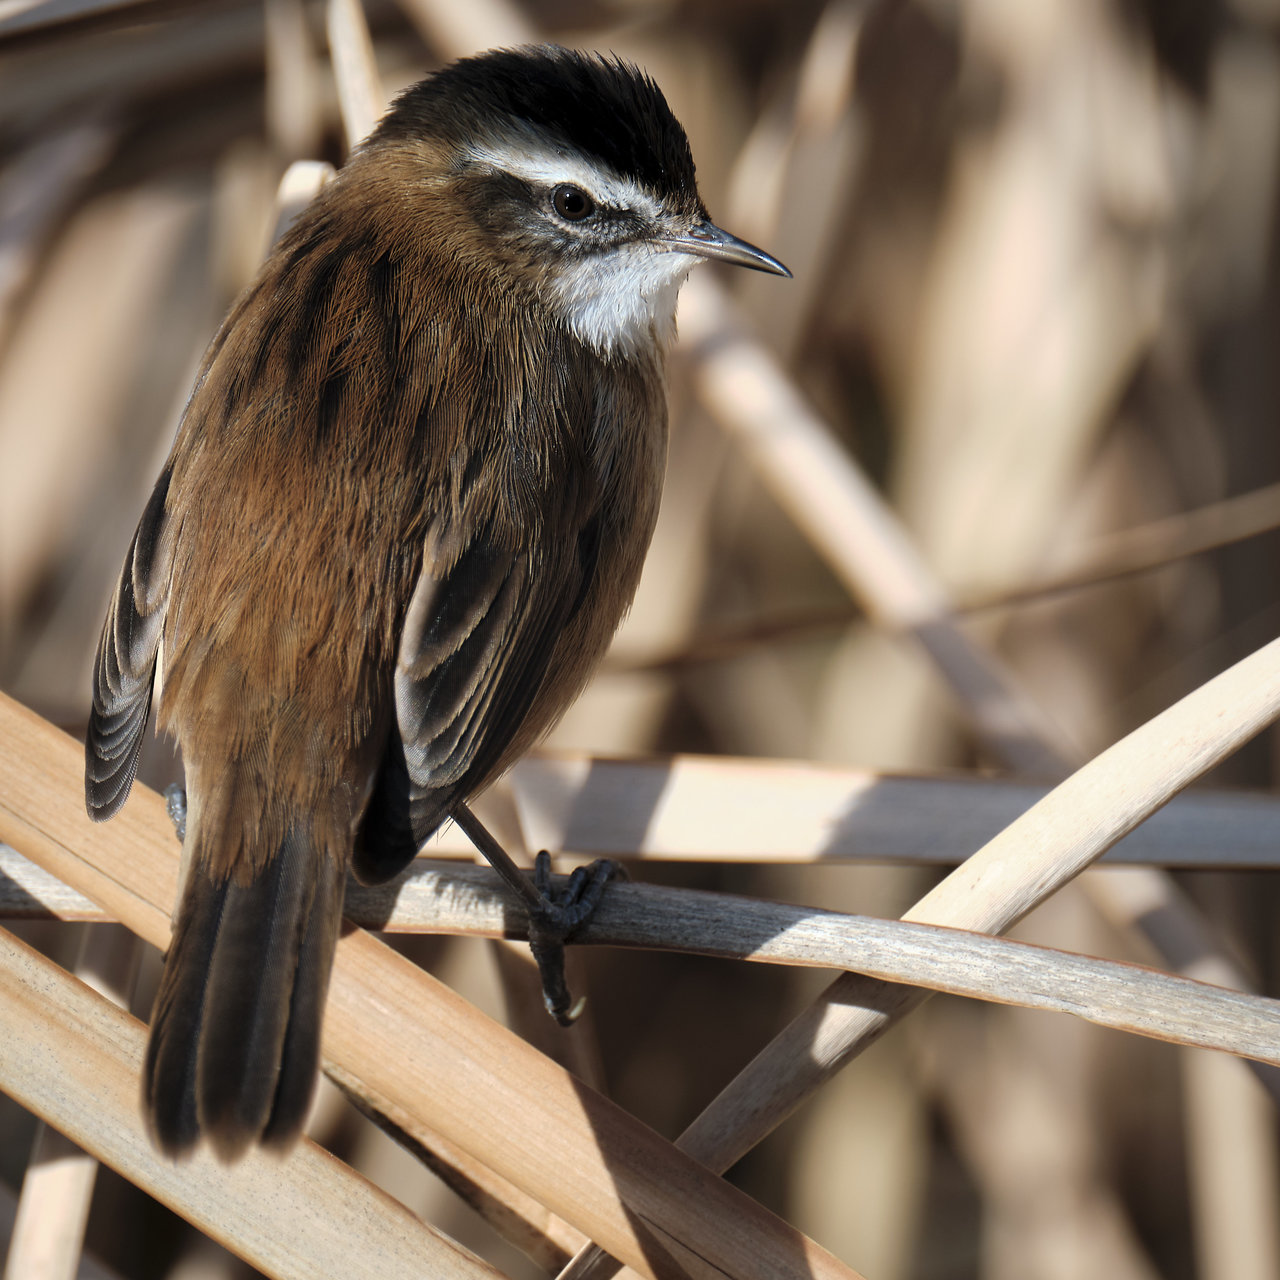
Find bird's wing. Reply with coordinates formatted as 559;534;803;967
398;521;593;784
352;497;601;884
85;464;175;819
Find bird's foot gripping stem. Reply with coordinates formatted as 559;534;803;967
450;802;623;1024
528;851;623;1024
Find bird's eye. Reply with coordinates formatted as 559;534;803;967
552;184;595;222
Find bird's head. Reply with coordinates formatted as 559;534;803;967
361;45;789;357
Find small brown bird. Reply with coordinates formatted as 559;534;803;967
85;44;788;1160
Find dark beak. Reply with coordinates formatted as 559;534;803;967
663;220;792;277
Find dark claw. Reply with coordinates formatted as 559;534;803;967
528;852;624;1024
164;784;188;842
449;805;626;1026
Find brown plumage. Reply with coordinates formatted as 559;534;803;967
85;45;786;1160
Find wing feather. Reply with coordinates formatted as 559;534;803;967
351;510;594;884
85;466;174;820
397;528;579;793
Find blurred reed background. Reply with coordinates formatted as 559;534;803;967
3;0;1280;1277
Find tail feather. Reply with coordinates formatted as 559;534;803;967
143;871;223;1154
144;822;345;1161
262;860;345;1147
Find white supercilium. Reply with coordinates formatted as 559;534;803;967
466;137;698;357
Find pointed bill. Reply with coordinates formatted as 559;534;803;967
662;220;792;276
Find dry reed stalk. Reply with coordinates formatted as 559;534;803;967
2;1126;99;1280
671;634;1280;1164
677;273;1071;776
0;925;505;1280
326;0;383;147
0;692;862;1280
393;0;536;61
0;5;264;121
11;749;1280;921
1183;1047;1280;1280
510;752;1280;869
4;926;140;1280
558;629;1280;1279
0;0;149;34
265;0;325;161
655;152;1278;1189
956;478;1280;613
0;117;117;353
916;1008;1165;1280
725;0;865;361
8;845;1280;1067
613;471;1280;655
567;244;1279;1265
334;1087;590;1271
0;1182;122;1280
0;188;200;649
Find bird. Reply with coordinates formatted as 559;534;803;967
85;43;789;1161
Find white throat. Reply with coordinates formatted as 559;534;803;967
549;246;698;357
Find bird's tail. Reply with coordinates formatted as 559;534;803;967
143;813;346;1161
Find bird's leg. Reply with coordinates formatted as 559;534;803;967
450;801;623;1025
163;784;188;843
529;851;624;1023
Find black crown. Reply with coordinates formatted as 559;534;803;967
376;45;702;212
